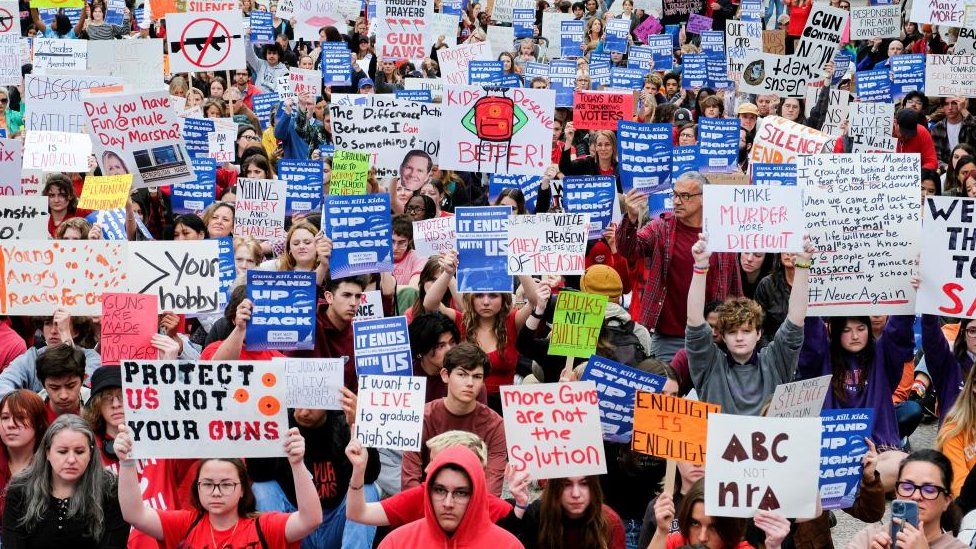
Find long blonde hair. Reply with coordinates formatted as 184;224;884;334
461;293;512;353
278;220;320;271
937;365;976;450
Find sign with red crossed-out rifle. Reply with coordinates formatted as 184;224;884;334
166;11;245;73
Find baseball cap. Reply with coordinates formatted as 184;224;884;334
736;102;759;116
358;77;375;90
674;108;693;125
580;264;623;300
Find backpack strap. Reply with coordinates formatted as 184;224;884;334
255;514;269;549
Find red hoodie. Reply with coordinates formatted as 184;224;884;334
378;447;524;549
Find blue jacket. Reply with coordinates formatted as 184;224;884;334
274;104;310;160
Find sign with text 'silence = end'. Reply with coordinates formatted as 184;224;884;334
166;11;245;73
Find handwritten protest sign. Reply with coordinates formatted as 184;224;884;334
618;121;672;193
207;129;235;163
767;375;831;418
329;150;369;195
277;358;344;410
235;178;287;241
77;175;132;211
278;159;322;215
127;240;221;314
821;89;851;136
353;316;412;376
910;0;964;26
925;54;976;97
501;382;607;479
917;196;976;317
705;414;821;518
819;408;874;510
438;42;493;86
850;102;895;152
24;74;124;133
456;206;512;292
33;38;87;73
798;153;920;315
356;375;426;451
955;27;976;54
0;197;49;240
246;270;316;351
703;185;804;252
507;213;587;276
580;356;666;443
850;5;900;39
739;51;811;98
750;116;832;167
763;30;786;54
573;90;634;131
122;360;288;458
726;20;763;82
100;293;158;367
413;216;456;258
323;194;393;277
794;4;847;81
23;131;91;172
549;291;608;358
632;393;719;464
356;290;385;321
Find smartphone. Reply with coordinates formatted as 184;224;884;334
890;500;919;541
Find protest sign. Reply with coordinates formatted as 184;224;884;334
850;5;900;39
798;153;921;315
549;291;608;358
562;176;617;240
891;54;926;98
604;17;630;53
293;0;350;39
513;7;535;38
819;408;874;510
645;35;675;70
250;10;274;42
126;240;221;314
0;241;126;315
23;131;91;172
323;194;393;277
439;42;493;86
633;15;662;43
500;382;607;479
763;29;786;54
551;61;579;106
439;86;554;176
166;12;244;73
561;19;585;57
404;78;443;101
486;26;515;63
235;178;287;241
956;27;976;54
573;90;634;131
726;20;763;82
377;18;426;64
468;60;503;85
356;375;426;451
753;163;798;186
794;4;847;81
682;53;708;89
580;356;667;443
122;360;288;459
910;0;964;26
0;1;15;38
32;38;87;73
542;12;572;58
687;13;712;34
395;89;432;102
701;30;725;56
413;216;457;258
252;93;280;130
246;270;316;351
83;90;195;188
705;414;821;518
182;117;214;159
855;67;893;103
320;42;351;86
456;206;512;292
767;375;831;418
77;175;133;211
632;393;719;464
489;174;543;214
850;102;895;153
618;121;672;193
507;213;587;276
663;0;703;20
87;39;164;93
278;358;344;409
207;128;235;163
0;138;20;195
820;89;851;136
422;13;458;56
278;159;323;214
0;33;15;86
490;0;532;23
703;185;804;252
356;290;384;320
172;157;216;214
925;54;976;97
100;293;158;367
739;51;810;98
0;196;49;240
750;116;832;167
698;117;740;172
353;316;412;376
917;196;976;317
625;44;653;72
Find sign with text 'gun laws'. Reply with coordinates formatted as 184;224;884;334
167;12;245;73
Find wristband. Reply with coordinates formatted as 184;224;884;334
793;259;812;269
349;483;364;491
531;310;546;319
515;502;529;510
692;265;709;275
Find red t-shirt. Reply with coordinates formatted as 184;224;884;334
656;221;698;337
460;310;520;396
666;532;753;549
157;510;296;549
380;483;512;528
200;341;286;361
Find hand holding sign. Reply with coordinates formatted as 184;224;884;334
284;428;305;465
693;233;711;264
150;334;180;360
654;492;676;534
235;298;253;330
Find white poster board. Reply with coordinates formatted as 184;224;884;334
767;375;832;418
355;375;426;451
918;196;976;317
276;357;344;409
413;216;457;258
703;185;805;252
507;213;588;275
126;240;222;314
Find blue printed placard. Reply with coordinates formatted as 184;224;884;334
172;157;216;214
605;18;631;54
488;174;542;213
550;60;577;107
627;44;654;72
648;188;674;219
672;145;698;177
86;209;153;240
819;408;875;510
697;117;740;172
278;159;323;215
753;162;797;185
610;67;646;90
442;0;466;15
523;61;550;83
250;10;275;43
395;89;433;102
706;56;732;89
561;20;585;58
700;30;724;56
323;194;394;277
890;53;925;99
182;118;215;159
590;60;611;88
832;51;854;86
216;236;236;308
321;42;352;86
682;53;708;89
252;92;280;130
353;317;412;376
617;121;672;193
456;206;513;293
105;0;125;25
246;270;316;351
645;35;674;70
580;355;667;443
855;67;892;102
513;8;535;39
469;60;504;84
740;0;762;21
562;176;616;240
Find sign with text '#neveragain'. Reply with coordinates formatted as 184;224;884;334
767;374;831;418
439;42;493;87
798;153;921;315
910;0;965;26
456;206;513;293
22;131;91;173
355;375;426;452
235;178;287;242
126;240;221;315
917;196;976;317
166;12;245;74
749;116;832;168
353;316;412;376
413;216;457;258
705;413;822;518
122;360;289;459
439;86;555;176
245;270;316;351
83;91;196;189
507;213;587;276
501;382;607;480
702;185;805;253
77;175;133;211
819;408;874;510
323;193;393;278
100;293;158;367
0;241;126;315
925;55;976;98
549;291;608;358
0;196;49;240
275;357;344;410
580;356;667;444
632;393;719;465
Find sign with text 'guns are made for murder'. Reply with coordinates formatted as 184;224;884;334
122;360;289;459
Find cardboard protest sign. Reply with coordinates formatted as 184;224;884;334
122;360;288;458
166;12;244;73
726;20;763;82
413;216;456;258
235;178;287;241
246;270;316;351
798;153;920;315
456;206;512;292
439;86;555;176
917;196;976;317
289;67;322;99
850;5;900;40
500;382;607;479
850;102;895;153
278;358;344;409
322;193;393;277
278;159;323;215
549;291;608;358
750;116;832;167
580;356;667;443
767;375;831;418
819;408;874;510
705;413;821;518
329;150;370;195
0;197;48;240
618;121;672;193
562;176;618;241
77;175;133;211
955;27;976;54
0;138;20;195
573;90;634;131
820;89;851;136
507;213;587;276
0;240;126;315
438;42;493;86
762;29;786;54
925;54;976;97
32;38;87;73
910;0;964;26
126;240;222;314
353;316;412;376
632;393;719;464
22;131;91;172
355;375;426;451
100;293;158;367
703;185;804;252
207;129;235;163
83;91;195;189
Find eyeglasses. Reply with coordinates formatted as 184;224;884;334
406;205;425;214
197;481;240;495
896;481;948;500
965;327;976;337
242;134;260;141
431;485;471;502
672;191;703;201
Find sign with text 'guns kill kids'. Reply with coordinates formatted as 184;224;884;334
166;12;245;73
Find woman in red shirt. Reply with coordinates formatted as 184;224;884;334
0;390;48;516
